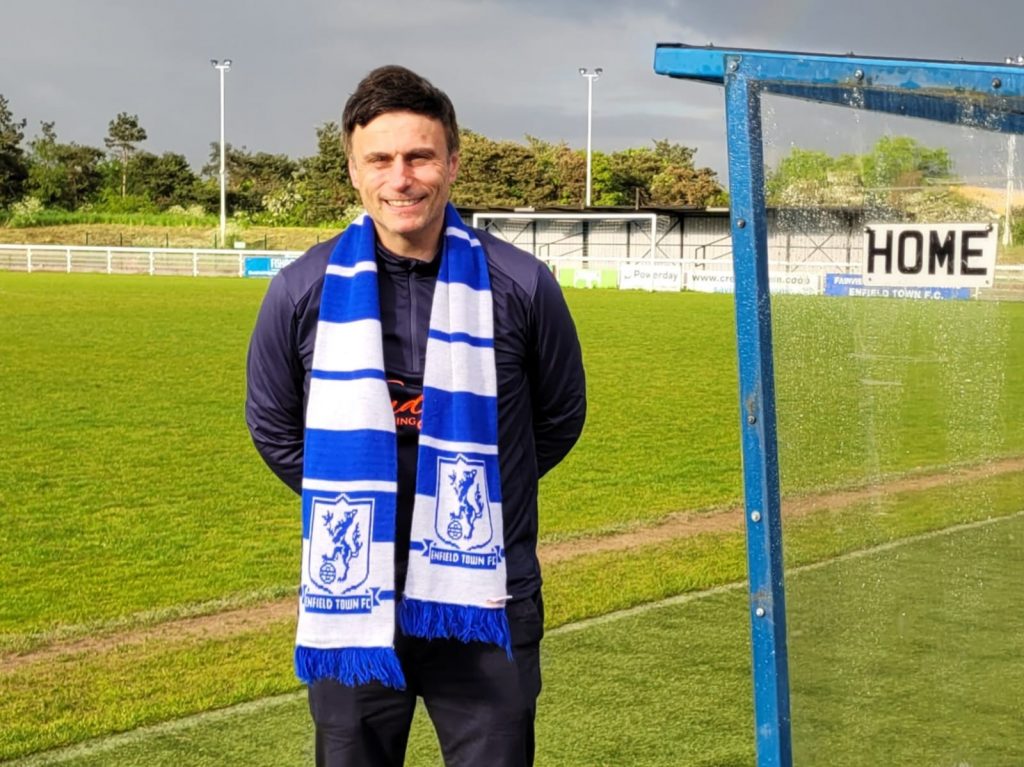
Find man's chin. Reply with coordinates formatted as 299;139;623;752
384;216;425;233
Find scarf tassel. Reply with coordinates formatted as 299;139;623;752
399;598;512;659
295;646;406;689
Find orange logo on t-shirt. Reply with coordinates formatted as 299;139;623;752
387;379;423;431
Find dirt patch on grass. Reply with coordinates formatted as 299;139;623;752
4;457;1021;671
542;456;1024;563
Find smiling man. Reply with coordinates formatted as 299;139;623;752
347;109;456;260
245;66;587;767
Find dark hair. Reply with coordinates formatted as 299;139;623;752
342;65;460;155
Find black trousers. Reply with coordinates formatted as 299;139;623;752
308;592;544;767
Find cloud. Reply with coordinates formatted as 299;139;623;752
1;0;1021;184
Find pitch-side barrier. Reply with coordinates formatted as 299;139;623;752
3;244;1021;301
0;244;303;278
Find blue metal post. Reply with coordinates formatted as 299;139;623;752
724;55;792;767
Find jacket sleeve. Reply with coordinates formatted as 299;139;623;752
530;265;587;478
245;272;305;494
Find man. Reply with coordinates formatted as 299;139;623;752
246;65;586;767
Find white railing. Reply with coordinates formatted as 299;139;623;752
0;244;303;278
1;243;1021;298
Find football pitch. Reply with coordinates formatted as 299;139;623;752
9;514;1023;767
1;273;1022;764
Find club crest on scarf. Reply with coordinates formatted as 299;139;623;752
305;494;374;609
413;453;503;571
436;454;492;549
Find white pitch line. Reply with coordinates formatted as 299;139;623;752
10;510;1022;766
552;510;1024;635
6;693;308;766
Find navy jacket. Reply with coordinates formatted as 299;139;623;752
245;228;586;599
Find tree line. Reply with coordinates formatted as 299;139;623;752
765;136;999;223
3;92;1005;231
0;94;728;227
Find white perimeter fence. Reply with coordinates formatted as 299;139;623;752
1;243;1022;299
0;244;303;278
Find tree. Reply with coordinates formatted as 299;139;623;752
859;136;953;211
202;143;297;215
603;147;663;206
451;130;552;207
129;151;200;208
525;136;585;206
765;148;859;207
26;121;104;209
104;112;148;198
861;135;952;190
0;94;28;208
649;164;723;207
766;137;956;211
292;121;357;224
595;140;724;207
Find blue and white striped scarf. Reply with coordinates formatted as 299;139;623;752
295;204;510;689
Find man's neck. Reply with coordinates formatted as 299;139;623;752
374;224;443;262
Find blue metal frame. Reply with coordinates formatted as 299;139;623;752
653;43;1024;767
656;45;1024;133
724;64;792;767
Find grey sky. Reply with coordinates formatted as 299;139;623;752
2;0;1022;184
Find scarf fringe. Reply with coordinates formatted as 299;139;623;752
295;646;406;689
399;598;512;658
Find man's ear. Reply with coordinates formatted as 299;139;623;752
448;151;460;183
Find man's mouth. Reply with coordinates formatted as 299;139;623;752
385;198;423;208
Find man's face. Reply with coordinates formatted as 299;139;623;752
347;110;459;260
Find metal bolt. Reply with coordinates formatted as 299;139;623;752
747;414;757;425
853;69;864;80
728;60;739;72
755;607;766;618
751;511;762;523
993;78;1002;89
736;218;746;229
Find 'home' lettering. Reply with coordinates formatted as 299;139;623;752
866;227;990;280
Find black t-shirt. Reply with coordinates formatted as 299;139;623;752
377;239;439;591
245;228;587;599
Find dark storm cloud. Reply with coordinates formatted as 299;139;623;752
1;0;1021;182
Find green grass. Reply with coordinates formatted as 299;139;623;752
4;276;1020;638
772;295;1024;485
13;513;1022;767
1;210;219;228
3;471;1019;760
1;273;1022;761
0;274;295;638
787;515;1024;765
544;470;1024;627
0;623;296;758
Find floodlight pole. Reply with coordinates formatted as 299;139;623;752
579;67;602;208
211;59;232;246
1005;134;1015;247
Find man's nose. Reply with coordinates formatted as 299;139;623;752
387;158;413;187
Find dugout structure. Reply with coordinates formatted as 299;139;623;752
471;212;662;288
655;45;1024;767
